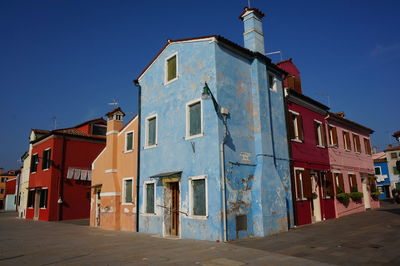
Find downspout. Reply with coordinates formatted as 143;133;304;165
283;89;298;227
220;114;228;242
58;135;67;221
133;79;142;233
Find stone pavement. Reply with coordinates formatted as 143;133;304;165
0;213;327;266
234;200;400;265
0;201;399;265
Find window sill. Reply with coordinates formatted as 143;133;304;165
187;215;208;220
316;145;326;149
291;139;303;143
164;77;178;86
296;198;308;201
345;149;351;152
185;133;204;140
40;207;47;210
355;152;361;155
43;168;49;172
144;144;157;150
141;213;157;216
124;150;133;154
31;172;37;174
122;203;134;206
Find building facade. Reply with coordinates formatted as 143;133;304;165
90;108;138;231
0;170;18;210
4;177;17;211
383;145;400;190
373;152;391;199
136;7;292;241
326;112;379;217
26;118;106;221
285;88;335;225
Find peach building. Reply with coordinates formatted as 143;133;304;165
90;108;138;231
326;112;379;218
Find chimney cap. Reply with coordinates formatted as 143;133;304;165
105;107;125;118
335;112;346;118
239;7;265;20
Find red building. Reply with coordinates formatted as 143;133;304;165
280;59;335;226
26;118;106;221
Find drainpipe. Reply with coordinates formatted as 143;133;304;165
58;135;67;221
133;79;142;233
283;89;298;227
220;114;228;242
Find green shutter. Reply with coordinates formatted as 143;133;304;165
125;180;132;203
146;183;155;213
192;179;206;216
148;118;156;146
126;132;133;151
167;55;177;81
189;102;201;136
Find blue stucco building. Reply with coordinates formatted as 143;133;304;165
374;155;391;199
135;7;293;241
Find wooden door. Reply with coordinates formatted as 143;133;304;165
170;182;179;236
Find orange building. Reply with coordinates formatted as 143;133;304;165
90;108;138;231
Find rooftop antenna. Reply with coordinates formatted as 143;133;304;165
108;99;119;108
265;50;283;62
50;116;58;129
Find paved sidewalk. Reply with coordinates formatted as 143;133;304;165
234;201;400;265
0;212;327;266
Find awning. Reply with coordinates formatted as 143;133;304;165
149;171;182;179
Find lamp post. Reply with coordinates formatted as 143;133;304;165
202;82;229;242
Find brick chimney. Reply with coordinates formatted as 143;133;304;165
105;108;125;169
239;7;266;54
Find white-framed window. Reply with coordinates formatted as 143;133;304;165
39;188;48;209
294;168;306;200
145;115;157;148
186;99;203;139
268;72;277;91
374;166;382;175
343;130;352;151
352;133;361;153
165;52;178;84
27;189;35;208
289;110;303;142
30;153;39;173
42;148;51;170
328;125;338;147
314;120;326;147
122;178;133;205
144;181;156;214
189;175;207;217
125;131;134;152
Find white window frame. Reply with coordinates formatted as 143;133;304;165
374;166;382;175
124;131;134;153
122;177;134;205
188;175;208;218
268;72;278;92
294;167;306;201
164;52;179;85
144;114;158;149
185;99;204;140
343;130;351;151
31;153;39;173
39;187;49;209
314;120;325;148
143;180;156;215
328;124;338;147
289;110;302;142
352;133;361;153
28;189;35;208
42;148;51;171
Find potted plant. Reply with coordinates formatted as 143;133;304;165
370;186;380;201
336;187;350;206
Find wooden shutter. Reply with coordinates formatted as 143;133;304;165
338;173;345;192
294;76;302;93
351;175;357;189
297;114;304;141
347;133;352;150
325;172;335;196
302;169;312;198
333;127;338;146
287;76;295;90
314;122;319;145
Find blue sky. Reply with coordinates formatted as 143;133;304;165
1;0;399;170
